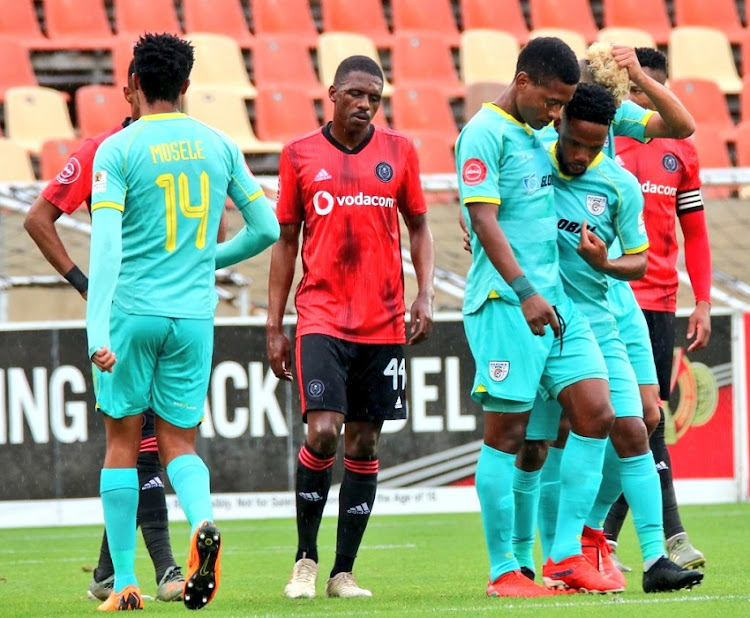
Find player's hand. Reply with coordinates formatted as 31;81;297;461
92;346;116;372
459;212;472;254
267;329;293;381
687;301;711;352
577;220;608;271
408;292;434;345
520;294;561;338
611;44;645;84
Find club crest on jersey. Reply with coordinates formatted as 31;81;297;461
586;194;607;216
307;379;325;398
662;153;678;173
462;158;487;186
92;170;108;193
56;157;81;185
375;161;394;182
523;172;551;195
489;361;509;382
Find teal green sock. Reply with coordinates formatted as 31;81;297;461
538;446;562;562
100;468;139;592
167;454;213;534
512;467;541;571
550;432;606;563
620;452;666;563
475;444;518;581
585;440;622;529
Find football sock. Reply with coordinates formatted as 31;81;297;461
295;444;334;564
550;432;606;563
475;444;518;581
94;530;114;582
603;493;629;543
166;454;212;535
100;468;139;592
621;452;665;563
650;408;685;538
585;440;621;529
331;457;378;577
512;467;541;571
538;446;563;561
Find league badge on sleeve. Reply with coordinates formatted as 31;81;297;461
56;157;81;185
489;361;509;382
462;158;487;186
586;194;607;216
92;170;108;194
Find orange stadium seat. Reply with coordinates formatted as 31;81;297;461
391;31;464;98
0;138;37;181
529;28;587;58
690;126;732;199
673;0;745;45
460;29;519;86
320;0;391;48
75;85;131;138
464;81;505;121
0;38;38;101
40;138;83;180
390;0;460;46
111;37;138;87
408;131;456;174
528;0;599;43
741;75;750;122
0;0;54;49
182;0;254;49
43;0;114;49
391;86;458;141
669;26;742;94
669;78;737;143
252;35;322;97
4;86;76;154
602;0;672;46
735;121;750;166
254;86;319;143
317;32;392;95
114;0;181;37
597;27;656;49
188;33;257;98
251;0;318;48
460;0;529;44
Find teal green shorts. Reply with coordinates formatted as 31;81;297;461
607;281;658;386
463;295;608;412
93;305;213;429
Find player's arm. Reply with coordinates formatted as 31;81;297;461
578;219;648;279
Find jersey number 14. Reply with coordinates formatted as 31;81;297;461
156;171;210;252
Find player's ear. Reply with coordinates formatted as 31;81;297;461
515;71;530;92
181;79;190;96
328;84;336;103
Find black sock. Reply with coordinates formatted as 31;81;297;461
604;493;629;543
295;444;335;564
650;407;684;538
94;529;114;582
136;450;177;584
331;457;378;578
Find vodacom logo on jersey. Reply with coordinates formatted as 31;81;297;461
312;190;395;215
641;180;677;196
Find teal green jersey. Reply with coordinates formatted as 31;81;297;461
456;103;563;313
604;99;653;158
90;112;266;318
548;142;649;336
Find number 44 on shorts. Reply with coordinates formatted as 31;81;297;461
383;358;406;390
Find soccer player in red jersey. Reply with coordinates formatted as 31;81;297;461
267;55;435;599
24;60;185;603
604;48;711;570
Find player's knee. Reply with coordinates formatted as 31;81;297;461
306;426;340;457
643;399;661;436
610;416;650;457
516;440;548;471
576;398;615;438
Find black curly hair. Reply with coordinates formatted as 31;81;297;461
133;33;194;105
333;55;383;86
564;83;617;126
635;47;667;74
516;37;580;86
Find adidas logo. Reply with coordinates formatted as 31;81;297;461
346;502;371;515
314;168;332;182
141;476;165;490
395;396;403;410
298;491;324;502
655;461;669;472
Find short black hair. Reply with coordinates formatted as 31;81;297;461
635;47;667;74
564;83;617;126
517;37;580;86
133;33;194;105
333;55;383;86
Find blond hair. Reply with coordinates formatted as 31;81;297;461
585;42;629;105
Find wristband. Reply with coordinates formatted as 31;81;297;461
509;275;538;302
64;265;89;294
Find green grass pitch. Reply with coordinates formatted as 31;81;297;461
1;503;748;616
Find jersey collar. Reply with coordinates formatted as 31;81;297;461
482;103;533;135
323;121;375;154
548;140;605;180
140;112;187;121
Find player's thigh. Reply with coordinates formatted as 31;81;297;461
599;332;643;420
347;343;406;422
151;316;214;429
615;299;660;388
297;334;353;418
642;309;676;400
526;392;563;441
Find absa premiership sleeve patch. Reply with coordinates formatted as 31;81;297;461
462;158;487;186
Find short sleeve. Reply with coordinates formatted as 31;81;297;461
275;145;303;224
41;138;98;214
617;169;649;254
612;100;654;143
226;141;265;210
678;139;702;193
397;138;427;216
455;118;503;205
91;138;126;213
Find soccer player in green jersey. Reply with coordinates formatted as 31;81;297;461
86;33;279;611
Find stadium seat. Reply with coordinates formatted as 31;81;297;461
597;27;657;49
0;38;38;101
182;0;254;49
114;0;181;37
40;138;84;180
741;76;750;123
42;0;114;49
320;0;391;48
391;31;464;98
460;30;519;86
669;78;737;143
407;131;456;174
4;86;76;154
528;28;587;59
254;86;319;143
690;126;732;199
669;27;742;94
251;0;318;48
391;86;458;141
188;33;257;98
528;0;599;43
733;122;750;197
184;88;283;153
390;0;460;46
0;0;51;49
464;81;505;121
673;0;745;45
460;0;529;44
253;35;322;97
75;85;131;139
317;32;392;95
0;138;37;181
111;37;138;88
601;0;672;46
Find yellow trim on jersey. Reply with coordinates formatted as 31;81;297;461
248;188;265;202
475;384;488;393
91;201;124;212
463;196;502;206
140;112;187;121
639;110;655;126
488;290;501;299
623;241;650;254
482;103;533;135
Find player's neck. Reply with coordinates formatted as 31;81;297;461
140;100;181;117
329;122;371;151
495;87;523;124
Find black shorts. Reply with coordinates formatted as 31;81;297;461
297;334;407;423
642;309;676;401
